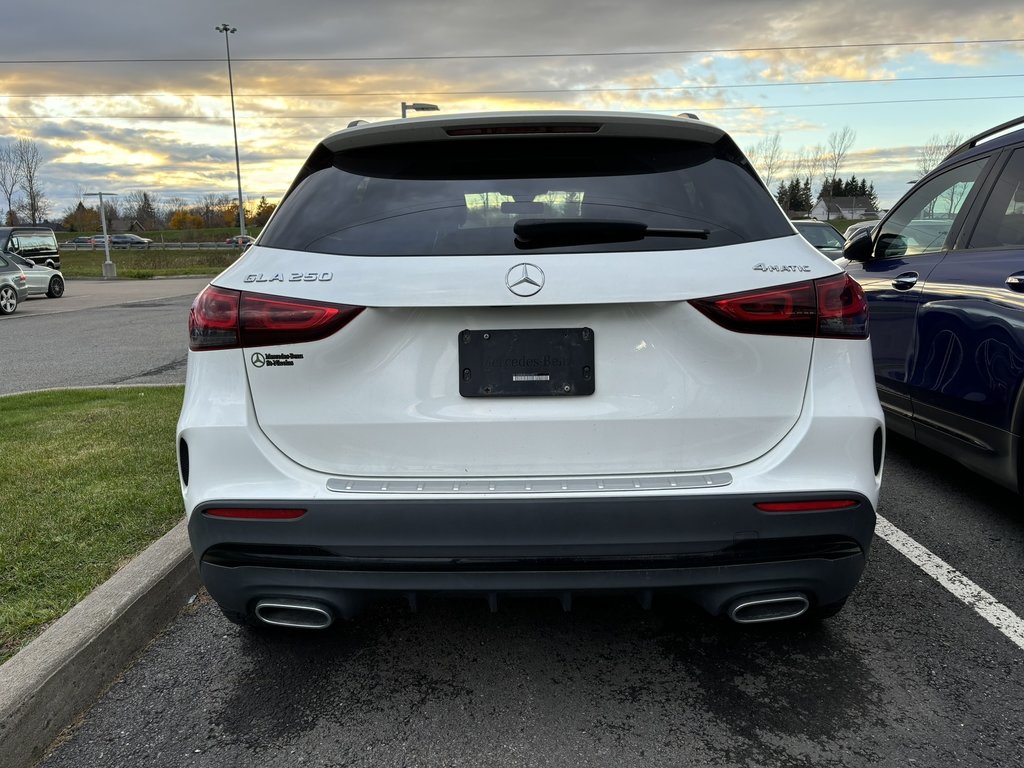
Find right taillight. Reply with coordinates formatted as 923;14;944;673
690;273;868;339
814;273;869;339
188;285;364;351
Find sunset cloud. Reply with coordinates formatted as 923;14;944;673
1;0;1023;212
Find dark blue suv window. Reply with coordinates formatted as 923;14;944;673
968;148;1024;249
875;158;987;258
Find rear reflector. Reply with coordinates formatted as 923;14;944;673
755;500;859;512
690;273;868;339
203;508;307;520
189;286;364;351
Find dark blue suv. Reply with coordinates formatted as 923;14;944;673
844;115;1024;491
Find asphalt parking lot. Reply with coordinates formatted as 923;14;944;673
5;277;1024;767
0;277;210;395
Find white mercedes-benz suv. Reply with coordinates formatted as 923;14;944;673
178;111;884;630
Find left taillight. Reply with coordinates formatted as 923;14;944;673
188;285;365;351
689;273;868;339
189;285;240;350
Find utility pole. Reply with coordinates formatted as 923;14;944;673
84;192;117;279
216;23;246;237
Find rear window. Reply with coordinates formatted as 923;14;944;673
8;230;58;256
260;136;791;256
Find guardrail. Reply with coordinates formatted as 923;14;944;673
59;242;246;250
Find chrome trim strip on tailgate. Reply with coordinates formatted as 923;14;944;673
326;472;733;495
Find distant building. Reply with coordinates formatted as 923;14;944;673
111;218;146;233
809;196;879;221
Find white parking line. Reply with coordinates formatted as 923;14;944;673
875;514;1024;651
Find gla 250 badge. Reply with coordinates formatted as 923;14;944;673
244;272;334;283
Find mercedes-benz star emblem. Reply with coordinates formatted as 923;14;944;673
506;263;545;297
251;352;266;368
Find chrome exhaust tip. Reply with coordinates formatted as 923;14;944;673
727;593;809;624
254;599;334;629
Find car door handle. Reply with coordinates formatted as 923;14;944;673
891;272;919;290
1006;274;1024;292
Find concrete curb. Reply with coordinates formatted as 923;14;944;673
0;519;199;768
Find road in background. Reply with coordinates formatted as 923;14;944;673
1;277;209;395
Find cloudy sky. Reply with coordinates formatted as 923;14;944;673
4;0;1024;218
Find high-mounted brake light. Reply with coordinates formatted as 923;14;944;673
188;286;364;351
446;124;600;137
690;273;868;339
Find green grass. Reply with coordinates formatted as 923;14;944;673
0;387;186;663
58;249;238;279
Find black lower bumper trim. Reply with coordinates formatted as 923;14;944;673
202;536;863;572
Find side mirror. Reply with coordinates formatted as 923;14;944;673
842;231;873;261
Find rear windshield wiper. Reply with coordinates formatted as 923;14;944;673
513;218;710;249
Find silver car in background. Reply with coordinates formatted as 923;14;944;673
6;253;65;298
0;253;28;314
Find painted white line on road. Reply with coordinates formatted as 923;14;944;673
876;514;1024;651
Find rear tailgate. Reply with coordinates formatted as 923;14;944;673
222;242;821;478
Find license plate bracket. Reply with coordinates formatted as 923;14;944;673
459;327;595;397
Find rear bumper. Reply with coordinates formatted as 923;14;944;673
189;492;875;617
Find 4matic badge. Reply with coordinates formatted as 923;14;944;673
753;262;811;273
251;352;304;368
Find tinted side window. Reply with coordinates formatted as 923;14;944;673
968;148;1024;249
877;158;988;258
261;137;792;256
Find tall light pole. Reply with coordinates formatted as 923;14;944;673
401;101;440;118
84;192;117;279
216;23;246;237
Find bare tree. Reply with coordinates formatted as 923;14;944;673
15;139;48;224
161;196;191;225
101;199;120;228
814;127;857;220
788;147;814;183
197;193;232;227
0;143;22;225
121;189;162;229
824;127;856;186
746;133;784;189
917;132;964;178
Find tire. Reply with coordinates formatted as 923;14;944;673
0;285;18;315
47;275;65;298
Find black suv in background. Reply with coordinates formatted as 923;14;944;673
844;114;1024;491
0;227;60;269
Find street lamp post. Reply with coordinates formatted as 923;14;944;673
84;192;117;279
401;101;440;118
216;23;246;237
